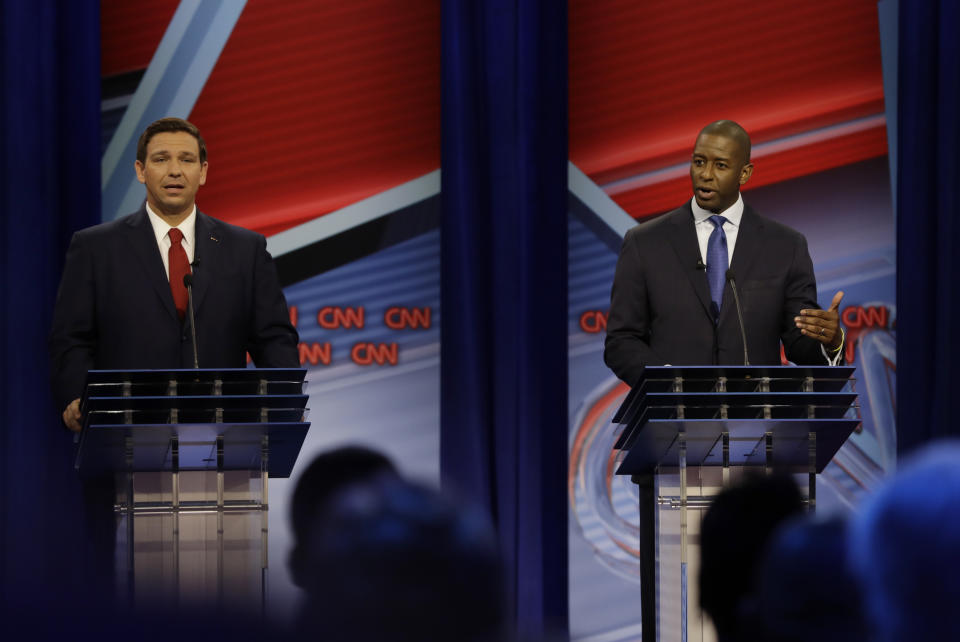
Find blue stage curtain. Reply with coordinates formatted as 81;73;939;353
896;1;960;454
0;1;101;604
440;0;569;636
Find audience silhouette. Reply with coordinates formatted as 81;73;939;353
698;472;804;642
849;440;960;642
288;445;400;590
288;446;506;641
747;514;866;642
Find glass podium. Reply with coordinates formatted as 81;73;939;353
612;365;860;642
75;368;310;611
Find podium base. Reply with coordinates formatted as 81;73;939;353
114;470;268;612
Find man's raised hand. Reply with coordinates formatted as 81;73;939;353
796;290;844;350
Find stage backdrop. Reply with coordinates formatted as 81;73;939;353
99;1;894;637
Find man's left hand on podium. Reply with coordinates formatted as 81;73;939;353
62;397;83;432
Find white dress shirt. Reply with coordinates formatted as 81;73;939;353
145;204;196;278
689;192;842;365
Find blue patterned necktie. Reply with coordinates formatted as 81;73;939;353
706;215;728;322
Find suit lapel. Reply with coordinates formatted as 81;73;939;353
124;207;180;322
720;205;764;325
664;205;714;320
191;212;217;314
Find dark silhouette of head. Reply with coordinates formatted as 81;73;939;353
849;440;960;642
699;472;804;641
748;514;866;642
288;446;399;589
292;473;505;641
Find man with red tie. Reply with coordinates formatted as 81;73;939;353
49;117;299;431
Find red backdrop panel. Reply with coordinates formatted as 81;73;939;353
101;1;179;77
187;0;441;237
569;0;886;219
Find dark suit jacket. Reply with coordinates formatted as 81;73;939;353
48;206;300;412
604;202;832;387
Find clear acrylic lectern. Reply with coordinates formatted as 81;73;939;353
75;368;310;611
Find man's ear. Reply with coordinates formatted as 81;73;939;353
739;162;754;186
134;160;146;184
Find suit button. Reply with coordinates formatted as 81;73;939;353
182;335;188;342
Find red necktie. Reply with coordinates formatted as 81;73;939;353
168;227;191;320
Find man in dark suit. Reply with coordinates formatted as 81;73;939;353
603;120;843;642
604;120;843;385
47;117;298;609
49;117;299;429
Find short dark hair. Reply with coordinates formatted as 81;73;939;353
290;446;398;544
294;475;505;640
136;117;207;164
699;472;803;639
699;119;752;163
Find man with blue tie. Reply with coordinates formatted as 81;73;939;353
603;120;844;642
604;119;843;386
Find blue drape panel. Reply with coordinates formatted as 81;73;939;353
440;0;569;636
1;2;101;603
896;1;960;454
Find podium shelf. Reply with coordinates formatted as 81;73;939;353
76;421;309;477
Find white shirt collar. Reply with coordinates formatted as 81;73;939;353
145;203;197;249
691;193;744;227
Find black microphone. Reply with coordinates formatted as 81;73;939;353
725;269;750;366
696;259;707;270
183;273;200;369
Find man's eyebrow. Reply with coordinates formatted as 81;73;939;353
694;152;731;162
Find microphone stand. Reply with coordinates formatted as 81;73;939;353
725;269;750;366
183;273;199;369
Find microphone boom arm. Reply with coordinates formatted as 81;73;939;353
725;269;750;366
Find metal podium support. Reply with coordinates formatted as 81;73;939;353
613;365;859;642
75;368;310;612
